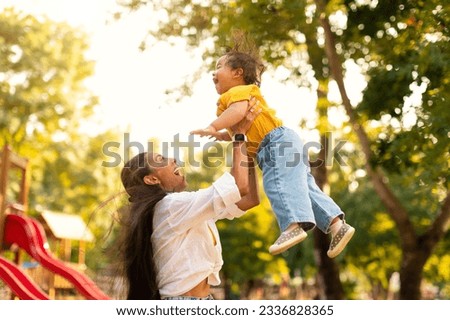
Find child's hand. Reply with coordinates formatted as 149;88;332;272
190;125;217;137
211;131;231;141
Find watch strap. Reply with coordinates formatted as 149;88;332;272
233;133;246;142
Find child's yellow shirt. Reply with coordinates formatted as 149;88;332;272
217;84;282;150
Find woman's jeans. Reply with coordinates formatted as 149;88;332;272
256;127;343;233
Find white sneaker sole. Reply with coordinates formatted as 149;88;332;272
327;226;355;258
269;231;307;255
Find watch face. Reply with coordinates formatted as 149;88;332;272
234;134;245;141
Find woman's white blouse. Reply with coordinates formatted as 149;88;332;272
152;172;245;297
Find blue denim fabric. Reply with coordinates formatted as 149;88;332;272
256;127;343;233
162;294;214;300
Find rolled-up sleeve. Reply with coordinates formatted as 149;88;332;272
212;172;246;220
162;172;245;233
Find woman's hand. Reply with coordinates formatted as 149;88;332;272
230;97;262;135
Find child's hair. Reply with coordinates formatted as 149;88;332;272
224;30;265;87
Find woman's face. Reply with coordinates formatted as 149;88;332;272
145;153;187;192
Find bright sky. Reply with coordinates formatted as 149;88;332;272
1;0;364;153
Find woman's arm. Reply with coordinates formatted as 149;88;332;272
230;138;249;197
229;100;262;210
235;157;260;210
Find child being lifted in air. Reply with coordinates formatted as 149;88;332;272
191;32;355;257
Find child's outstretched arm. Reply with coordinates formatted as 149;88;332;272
191;99;253;137
210;100;248;131
213;131;232;141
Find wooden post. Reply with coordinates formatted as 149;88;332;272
78;241;86;265
48;270;56;299
0;145;30;250
63;239;72;262
0;145;11;250
59;239;65;261
18;157;30;212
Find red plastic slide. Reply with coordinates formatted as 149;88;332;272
3;214;110;300
0;256;49;300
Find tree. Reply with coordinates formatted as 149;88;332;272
314;0;450;299
116;0;450;299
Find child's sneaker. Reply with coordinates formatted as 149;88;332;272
269;226;307;255
327;222;355;258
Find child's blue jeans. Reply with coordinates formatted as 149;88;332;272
256;126;343;233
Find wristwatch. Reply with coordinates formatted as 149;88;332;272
233;133;246;142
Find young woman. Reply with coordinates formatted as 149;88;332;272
119;101;261;300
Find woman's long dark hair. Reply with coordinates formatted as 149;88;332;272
119;152;167;299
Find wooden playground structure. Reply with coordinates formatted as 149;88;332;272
0;145;109;300
0;145;29;245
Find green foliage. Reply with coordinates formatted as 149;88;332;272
117;0;314;85
344;1;450;192
218;205;289;296
0;8;122;270
0;8;96;149
424;232;450;298
359;66;414;119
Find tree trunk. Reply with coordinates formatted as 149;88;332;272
242;279;255;299
222;273;232;300
313;229;345;299
311;130;345;299
314;0;450;299
399;250;427;299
